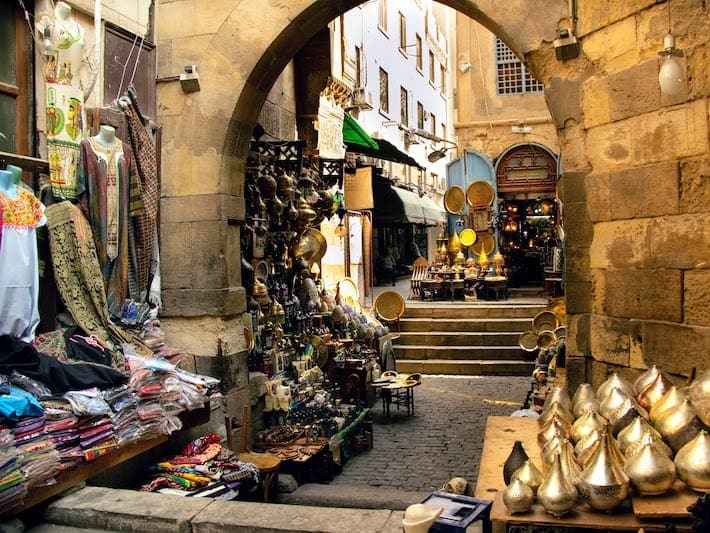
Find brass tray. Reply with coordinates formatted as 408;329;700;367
444;186;466;214
471;233;495;255
338;277;360;312
374;290;406;322
294;228;327;265
459;228;477;247
532;310;561;334
547;297;566;325
518;330;538;352
466;180;495;207
536;329;558;350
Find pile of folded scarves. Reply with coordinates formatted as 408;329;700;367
139;432;259;500
0;429;26;514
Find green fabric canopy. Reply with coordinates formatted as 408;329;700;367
342;113;379;150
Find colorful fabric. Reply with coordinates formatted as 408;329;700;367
77;138;143;316
0;188;46;342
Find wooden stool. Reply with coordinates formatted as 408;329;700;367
237;405;281;502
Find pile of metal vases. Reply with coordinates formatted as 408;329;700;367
502;366;710;517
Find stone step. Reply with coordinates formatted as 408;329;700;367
396;359;535;376
395;331;521;346
401;303;545;319
398;318;531;333
393;344;528;360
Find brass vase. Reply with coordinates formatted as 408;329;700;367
650;386;687;426
655;398;706;453
624;429;673;460
599;386;632;420
502;478;535;514
634;365;664;394
637;372;672;412
607;397;649;437
575;429;602;468
617;416;662;455
537;451;578;518
570;409;607;444
688;369;710;403
542;435;566;466
572;383;599;419
578;430;630;512
503;440;530;485
598;372;635;401
624;441;677;495
556;439;582;489
538;401;574;427
674;429;710;493
511;460;545;495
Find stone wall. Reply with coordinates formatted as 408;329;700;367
153;0;709;398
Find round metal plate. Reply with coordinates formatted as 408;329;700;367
466;180;495;207
519;330;538;352
536;330;558;350
470;233;495;255
444;186;466;214
338;277;360;313
459;228;477;247
532;311;561;334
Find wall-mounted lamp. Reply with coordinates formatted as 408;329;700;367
658;2;684;96
427;146;454;163
179;65;201;93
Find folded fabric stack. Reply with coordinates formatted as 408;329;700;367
103;384;140;445
11;414;61;488
78;414;118;461
42;399;82;471
0;429;26;514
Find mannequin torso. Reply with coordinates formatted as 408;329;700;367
94;125;117;148
0;170;18;200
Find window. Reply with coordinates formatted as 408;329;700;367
400;87;408;127
441;123;446;141
399;13;406;51
416;102;424;129
0;2;31;155
379;68;389;113
439;64;446;93
495;37;544;94
378;0;388;32
429;51;436;83
355;46;364;87
415;34;423;71
430;114;436;137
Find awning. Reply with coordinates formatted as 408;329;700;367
372;179;439;226
342;113;379;150
345;135;425;169
419;195;446;225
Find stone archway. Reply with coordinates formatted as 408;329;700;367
156;0;710;385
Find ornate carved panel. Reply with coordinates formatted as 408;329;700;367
496;144;557;193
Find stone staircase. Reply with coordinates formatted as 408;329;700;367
392;299;546;376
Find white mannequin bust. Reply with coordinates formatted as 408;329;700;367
55;2;73;22
94;125;117;148
0;169;18;200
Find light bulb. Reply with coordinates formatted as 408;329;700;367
41;27;54;55
658;54;684;95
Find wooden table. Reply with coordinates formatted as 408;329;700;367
476;416;695;532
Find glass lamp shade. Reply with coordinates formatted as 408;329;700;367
658;54;684;95
334;223;348;238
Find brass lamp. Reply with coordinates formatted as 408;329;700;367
477;248;489;275
493;252;505;276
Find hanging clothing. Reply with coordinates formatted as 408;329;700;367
36;8;87;200
124;99;160;299
77;138;143;317
0;187;46;342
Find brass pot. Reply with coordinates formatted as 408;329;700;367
511;460;544;495
688;369;710;403
543;386;573;414
538;451;578;518
570;409;607;444
556;439;582;489
575;429;601;468
607;397;649;437
572;383;598;419
656;398;706;453
625;441;677;495
538;414;571;448
502;478;535;514
538;401;574;428
624;428;673;460
599;386;632;421
578;430;630;512
634;365;665;394
637;372;672;411
650;386;687;426
674;429;710;493
617;416;662;455
598;372;635;401
542;435;566;466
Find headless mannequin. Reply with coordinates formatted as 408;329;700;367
0;170;18;200
94;125;117;148
54;2;76;27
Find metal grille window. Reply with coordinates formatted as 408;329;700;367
417;102;424;129
400;87;408;127
495;37;543;94
379;68;389;113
